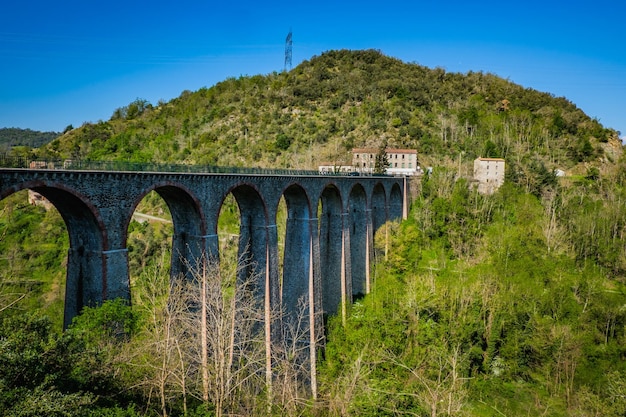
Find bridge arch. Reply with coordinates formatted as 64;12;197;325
348;183;367;300
371;183;387;233
126;183;206;282
389;182;404;221
228;183;270;299
1;181;108;329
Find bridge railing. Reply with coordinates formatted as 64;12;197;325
0;153;388;177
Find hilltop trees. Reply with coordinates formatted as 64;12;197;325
21;49;616;176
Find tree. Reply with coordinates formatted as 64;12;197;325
127;251;268;417
374;140;389;174
190;254;267;416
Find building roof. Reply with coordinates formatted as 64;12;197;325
352;148;417;154
318;162;348;166
475;157;505;162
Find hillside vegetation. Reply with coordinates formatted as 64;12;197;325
0;127;60;151
1;49;626;416
35;49;618;173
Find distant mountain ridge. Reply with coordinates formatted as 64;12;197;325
0;127;60;150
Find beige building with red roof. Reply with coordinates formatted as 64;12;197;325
351;148;421;176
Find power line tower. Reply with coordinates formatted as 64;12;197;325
284;29;292;71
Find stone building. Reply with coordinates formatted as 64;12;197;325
351;148;421;176
473;157;505;194
28;189;53;210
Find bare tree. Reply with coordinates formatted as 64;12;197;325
326;348;372;417
126;261;194;417
124;242;321;417
189;253;267;416
271;296;321;415
383;344;469;417
130;248;269;417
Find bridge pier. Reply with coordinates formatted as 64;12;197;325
282;215;311;319
320;188;344;318
349;189;367;300
309;216;322;399
64;247;130;329
365;208;374;294
171;233;218;279
341;211;351;320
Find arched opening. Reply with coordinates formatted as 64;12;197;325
126;190;173;309
371;183;388;262
217;193;241;272
0;189;69;330
0;184;105;329
276;196;287;292
126;183;205;285
348;184;367;301
389;183;404;221
318;185;343;317
230;184;269;300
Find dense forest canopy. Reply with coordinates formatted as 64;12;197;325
1;49;626;417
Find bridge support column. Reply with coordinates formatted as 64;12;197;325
309;217;321;399
341;212;351;323
171;232;215;280
365;208;373;295
403;176;409;220
282;215;318;394
264;223;280;399
103;248;131;300
349;204;367;300
282;216;311;318
175;233;220;277
64;247;129;329
320;203;344;318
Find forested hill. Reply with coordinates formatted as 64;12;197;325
36;49;620;176
4;49;626;416
0;127;59;150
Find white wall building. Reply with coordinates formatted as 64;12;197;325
473;157;505;194
351;148;421;176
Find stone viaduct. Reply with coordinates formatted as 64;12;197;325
0;167;407;386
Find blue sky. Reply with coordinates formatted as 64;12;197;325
1;1;625;138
